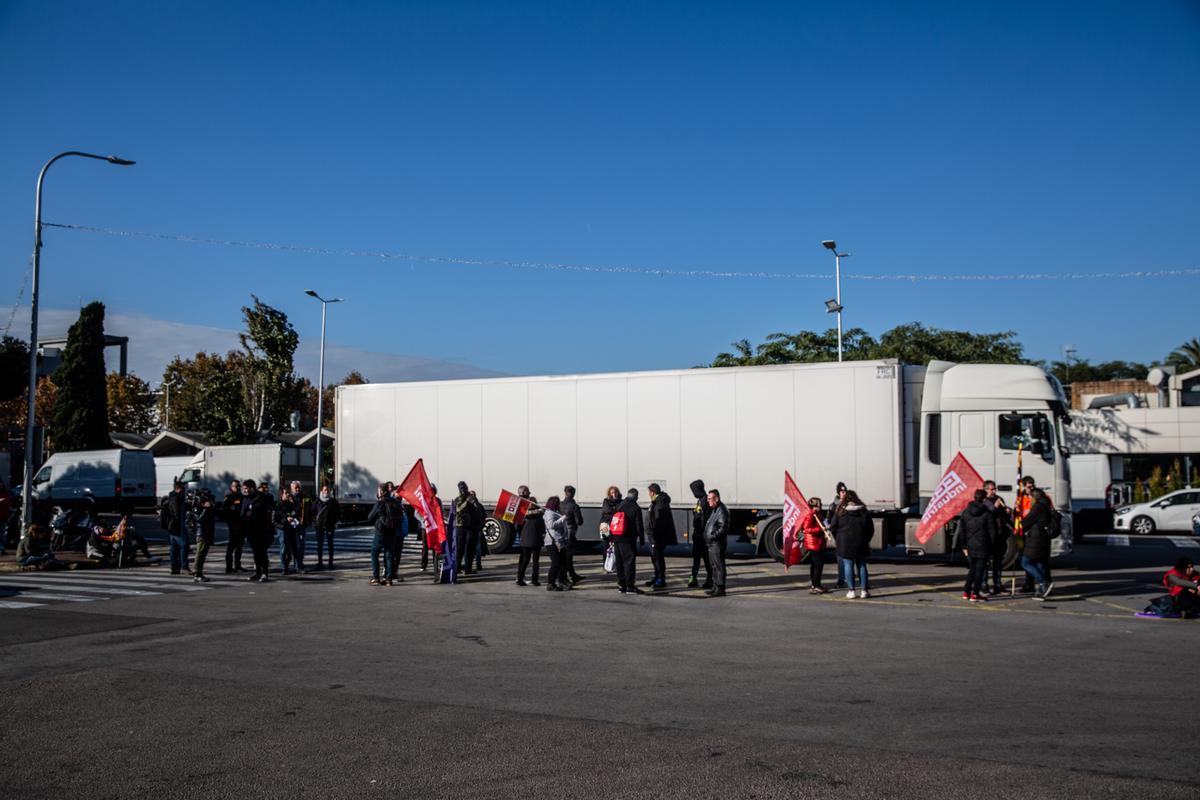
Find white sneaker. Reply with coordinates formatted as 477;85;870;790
845;589;857;599
858;588;869;599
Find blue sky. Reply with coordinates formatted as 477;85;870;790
1;0;1198;382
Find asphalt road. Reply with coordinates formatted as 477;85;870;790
0;529;1195;799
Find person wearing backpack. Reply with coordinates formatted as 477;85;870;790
612;488;646;595
517;498;545;586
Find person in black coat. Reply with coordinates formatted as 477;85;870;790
313;485;341;570
955;490;997;601
192;489;217;582
702;489;730;596
165;482;188;575
560;485;585;585
612;489;645;594
1019;488;1055;599
240;480;276;583
982;480;1012;594
517;499;545;586
830;489;873;599
221;480;245;573
687;479;712;589
645;483;677;589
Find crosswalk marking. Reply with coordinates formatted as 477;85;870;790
1168;536;1200;549
0;600;44;609
1106;535;1130;547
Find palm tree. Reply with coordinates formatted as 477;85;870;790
1167;337;1200;371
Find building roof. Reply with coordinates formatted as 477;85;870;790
143;430;212;457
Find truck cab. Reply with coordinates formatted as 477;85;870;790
913;362;1073;557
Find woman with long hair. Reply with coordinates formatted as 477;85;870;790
830;489;872;599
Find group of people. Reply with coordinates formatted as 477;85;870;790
160;478;342;583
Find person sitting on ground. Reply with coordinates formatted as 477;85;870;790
16;524;65;570
1163;557;1200;619
114;516;153;563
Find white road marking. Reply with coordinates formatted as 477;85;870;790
1168;536;1200;549
1106;535;1130;547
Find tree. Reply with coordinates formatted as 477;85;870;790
299;370;368;430
709;323;1026;367
1046;359;1149;386
106;372;157;434
239;295;303;435
0;336;31;432
161;352;253;444
1166;337;1200;371
50;302;110;450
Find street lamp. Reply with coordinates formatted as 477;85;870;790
821;240;850;362
305;289;343;494
21;152;135;532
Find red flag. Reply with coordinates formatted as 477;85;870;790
914;452;984;545
397;459;447;553
493;489;532;526
782;471;813;571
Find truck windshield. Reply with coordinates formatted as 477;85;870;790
998;413;1054;462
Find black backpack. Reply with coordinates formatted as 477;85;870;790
158;497;172;531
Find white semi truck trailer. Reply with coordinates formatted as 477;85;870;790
335;359;1073;558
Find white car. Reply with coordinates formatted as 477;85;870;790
1113;489;1200;535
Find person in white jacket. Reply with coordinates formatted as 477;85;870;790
542;496;571;592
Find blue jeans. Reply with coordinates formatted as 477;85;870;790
168;534;187;573
839;557;869;589
276;529;288;572
372;532;395;580
1020;555;1049;586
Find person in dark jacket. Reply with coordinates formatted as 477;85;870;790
165;481;188;575
241;480;276;582
517;498;545;586
274;488;301;575
687;479;713;589
830;489;872;599
982;480;1012;594
1162;557;1200;618
611;489;645;594
454;481;482;575
827;482;849;588
313;485;341;570
366;483;397;586
192;489;217;582
288;481;312;574
645;483;677;589
560;485;585;585
222;480;245;573
1019;487;1055;600
600;486;622;528
956;489;997;602
703;489;729;596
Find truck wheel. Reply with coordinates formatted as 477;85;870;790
1130;515;1155;536
1001;537;1021;571
483;518;514;554
762;517;784;562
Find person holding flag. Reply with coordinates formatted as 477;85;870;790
802;498;827;594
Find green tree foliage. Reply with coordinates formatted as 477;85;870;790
1166;458;1183;493
161;352;253;444
106;372;157;434
1132;478;1146;504
0;335;30;403
1046;359;1149;386
299;370;368;430
1166;337;1200;371
1147;466;1165;501
710;323;1025;367
50;302;110;451
239;295;303;435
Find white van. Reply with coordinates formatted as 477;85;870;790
29;449;157;513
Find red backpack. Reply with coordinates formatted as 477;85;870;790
609;510;626;537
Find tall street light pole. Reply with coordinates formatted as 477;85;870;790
22;152;135;532
305;290;343;493
821;240;850;362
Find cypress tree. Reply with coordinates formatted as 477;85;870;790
50;301;111;451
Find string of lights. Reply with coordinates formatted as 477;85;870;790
41;221;1200;283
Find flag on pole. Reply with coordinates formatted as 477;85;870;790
782;471;813;571
914;452;985;545
397;459;447;553
1013;442;1025;538
493;489;532;526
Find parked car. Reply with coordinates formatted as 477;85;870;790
1113;489;1200;535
